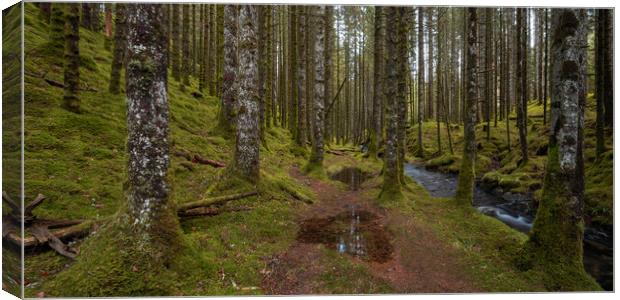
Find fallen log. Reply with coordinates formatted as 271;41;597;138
30;225;77;259
326;149;345;156
178;190;259;212
277;183;313;204
3;220;95;250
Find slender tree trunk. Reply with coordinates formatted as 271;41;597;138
525;9;598;290
296;7;307;147
63;4;80;113
171;5;181;81
595;9;606;157
181;4;191;90
416;7;425;157
455;7;477;205
109;4;126;94
48;3;65;57
324;6;333;145
516;8;528;166
602;9;613;129
232;5;260;183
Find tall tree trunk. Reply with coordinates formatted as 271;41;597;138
516;8;528;166
232;5;260;183
220;5;238;132
380;6;404;200
104;4;113;50
307;5;326;172
416;7;425;157
543;9;549;125
181;4;191;90
288;6;298;139
397;8;411;181
296;7;307;147
171;5;181;81
324;7;333;145
602;9;613;129
525;9;598;290
124;3;177;235
81;4;92;29
369;6;385;158
63;4;80;113
109;4;126;94
48;3;65;57
595;9;606;157
455;8;477;205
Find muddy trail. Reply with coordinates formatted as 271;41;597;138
261;165;479;294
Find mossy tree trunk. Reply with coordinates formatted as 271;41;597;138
454;8;477;205
124;4;180;249
288;6;298;140
524;9;598;290
81;3;92;29
48;3;65;58
307;5;326;173
199;5;210;92
220;4;238;132
397;8;411;181
109;3;126;94
369;6;385;158
232;5;260;183
62;3;80;113
323;6;333;145
379;6;404;201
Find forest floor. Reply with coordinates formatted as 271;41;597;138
262;159;478;293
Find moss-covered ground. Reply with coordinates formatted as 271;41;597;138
5;3;607;296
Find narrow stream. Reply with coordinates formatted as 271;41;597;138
403;163;613;291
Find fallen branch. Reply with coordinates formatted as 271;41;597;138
178;190;259;212
44;78;98;92
173;150;226;168
4;220;95;250
192;155;226;168
178;206;252;218
30;225;78;259
278;184;313;204
326;149;345;156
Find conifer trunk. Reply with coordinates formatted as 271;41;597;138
62;4;80;113
109;4;126;94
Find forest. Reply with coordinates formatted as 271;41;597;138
1;2;614;297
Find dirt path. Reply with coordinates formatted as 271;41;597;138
261;163;479;294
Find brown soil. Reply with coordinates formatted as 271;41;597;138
261;164;479;294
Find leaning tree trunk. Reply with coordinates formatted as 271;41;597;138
369;6;385;158
524;9;599;291
109;3;126;94
455;7;477;205
379;6;404;201
62;3;80;113
232;5;260;183
307;5;326;172
219;5;238;132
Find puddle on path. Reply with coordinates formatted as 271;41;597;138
297;204;393;263
330;167;367;190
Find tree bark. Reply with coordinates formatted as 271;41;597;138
369;6;385;158
416;7;425;157
308;5;326;170
380;6;404;200
232;5;261;183
220;5;238;132
455;7;477;205
525;9;597;289
171;5;181;81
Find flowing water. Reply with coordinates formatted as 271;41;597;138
404;163;613;290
